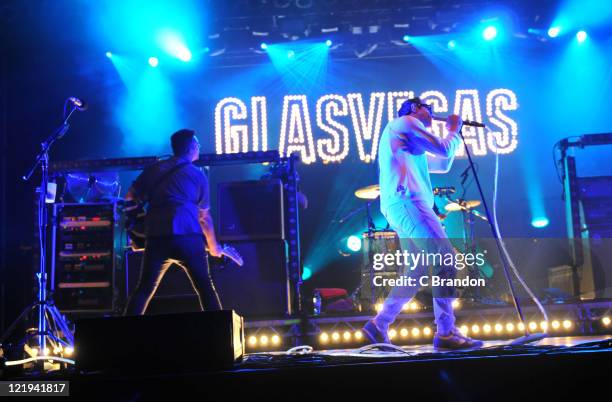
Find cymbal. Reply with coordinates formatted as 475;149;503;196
445;200;481;212
355;184;380;200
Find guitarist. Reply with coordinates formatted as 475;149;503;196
124;129;224;315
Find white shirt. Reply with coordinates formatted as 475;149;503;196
378;115;461;214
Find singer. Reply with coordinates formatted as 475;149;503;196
362;97;483;350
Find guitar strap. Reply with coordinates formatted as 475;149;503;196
145;161;191;204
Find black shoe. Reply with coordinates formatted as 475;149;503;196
362;320;391;344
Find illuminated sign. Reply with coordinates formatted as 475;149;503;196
214;89;519;164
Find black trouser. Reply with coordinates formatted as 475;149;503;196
124;234;222;315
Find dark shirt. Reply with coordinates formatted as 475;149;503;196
131;156;209;237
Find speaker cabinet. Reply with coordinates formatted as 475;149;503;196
217;179;285;241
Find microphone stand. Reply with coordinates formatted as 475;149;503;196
1;101;78;369
457;124;546;345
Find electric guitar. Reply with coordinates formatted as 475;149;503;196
123;200;243;266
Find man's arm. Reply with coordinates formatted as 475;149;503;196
199;208;223;257
392;115;462;158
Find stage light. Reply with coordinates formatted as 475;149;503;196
325;39;332;47
547;26;561;38
531;217;549;228
506;322;515;333
576;30;587;43
483;25;498;41
388;329;397;339
400;328;409;338
447;40;456;49
260;335;269;346
409;301;419;311
483;324;492;334
375;303;383;312
528;321;538;331
148;56;159;67
42;348;50;356
603;317;611;326
156;30;193;62
471;325;480;334
343;331;351;341
494;323;503;333
271;335;281;345
518;322;525;331
260;42;268;50
423;327;432;336
64;347;73;356
354;330;363;340
347;235;362;252
287;50;295;59
540;321;549;331
302;266;312;280
411;327;420;337
452;300;461;309
551;320;561;330
562;320;572;329
105;51;113;58
331;332;340;341
320;332;329;343
460;325;469;335
402;35;411;43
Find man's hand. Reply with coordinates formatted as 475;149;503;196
446;114;463;133
207;241;224;258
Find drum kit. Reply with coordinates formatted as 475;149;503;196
349;182;497;308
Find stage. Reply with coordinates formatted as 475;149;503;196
3;335;610;400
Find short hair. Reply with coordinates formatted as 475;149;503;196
171;129;196;155
397;97;423;117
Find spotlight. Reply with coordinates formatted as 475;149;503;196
260;42;268;50
603;317;611;326
423;327;432;336
105;51;113;58
531;217;549;228
177;48;192;62
551;320;561;330
248;336;257;346
375;303;383;312
494;323;503;333
409;301;419;311
260;335;269;346
547;26;561;38
540;321;549;331
64;347;73;356
528;321;538;331
347;235;362;252
517;322;525;331
459;325;469;335
271;335;281;345
447;40;456;49
400;328;409;338
411;327;420;337
483;324;492;334
343;331;351;341
562;320;572;329
506;322;515;333
471;324;480;334
320;332;329;343
402;35;411;42
332;332;340;341
302;266;312;280
325;39;332;47
388;329;397;339
42;348;50;356
354;330;363;340
576;30;587;43
148;56;159;67
483;25;498;41
452;300;461;309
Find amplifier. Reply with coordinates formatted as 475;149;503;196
51;203;117;313
75;310;244;373
217;179;285;241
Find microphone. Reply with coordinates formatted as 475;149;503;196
432;115;485;128
68;97;88;111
